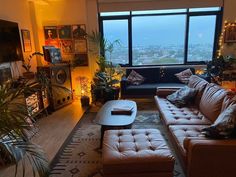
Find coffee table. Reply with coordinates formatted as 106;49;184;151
94;100;137;146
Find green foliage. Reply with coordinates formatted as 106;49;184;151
0;81;49;177
22;52;44;72
88;31;124;103
206;55;236;83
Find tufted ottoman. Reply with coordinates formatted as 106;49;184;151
102;129;175;177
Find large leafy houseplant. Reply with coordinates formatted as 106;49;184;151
206;55;236;84
88;31;124;103
0;80;49;177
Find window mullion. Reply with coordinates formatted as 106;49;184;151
213;8;223;59
128;15;132;66
184;14;190;64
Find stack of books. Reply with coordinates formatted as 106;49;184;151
111;106;133;115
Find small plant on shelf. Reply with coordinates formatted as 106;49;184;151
22;52;44;79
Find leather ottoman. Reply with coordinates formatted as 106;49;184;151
102;129;175;177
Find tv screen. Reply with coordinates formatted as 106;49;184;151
0;19;23;64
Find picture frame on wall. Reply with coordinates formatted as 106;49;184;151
44;26;58;39
44;26;59;47
74;39;87;53
60;40;74;54
58;25;72;39
73;54;88;66
72;24;86;39
43;24;89;66
224;23;236;43
21;29;32;52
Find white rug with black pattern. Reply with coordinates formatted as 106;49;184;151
50;111;185;177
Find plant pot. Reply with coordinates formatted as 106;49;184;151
23;72;35;79
103;89;115;102
80;96;90;107
112;87;120;100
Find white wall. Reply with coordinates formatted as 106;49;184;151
32;0;99;95
0;0;38;78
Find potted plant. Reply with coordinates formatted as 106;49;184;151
88;32;124;103
0;80;49;177
22;52;44;79
206;55;236;84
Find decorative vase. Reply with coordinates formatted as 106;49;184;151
80;96;90;107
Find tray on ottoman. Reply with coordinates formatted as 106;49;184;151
102;129;175;177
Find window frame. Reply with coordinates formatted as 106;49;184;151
99;8;223;67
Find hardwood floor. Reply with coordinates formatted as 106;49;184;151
0;100;86;177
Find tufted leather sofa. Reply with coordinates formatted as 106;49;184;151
103;129;175;177
155;75;236;177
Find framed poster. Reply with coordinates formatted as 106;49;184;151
224;23;236;43
72;24;86;39
44;26;58;39
74;39;87;53
74;54;88;66
44;26;59;47
58;25;72;39
60;40;74;54
21;29;32;52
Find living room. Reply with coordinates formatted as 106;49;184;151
0;0;236;177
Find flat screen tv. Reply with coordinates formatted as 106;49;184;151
0;19;23;64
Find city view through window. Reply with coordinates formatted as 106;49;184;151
101;8;220;66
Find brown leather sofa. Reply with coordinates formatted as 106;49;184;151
155;75;236;177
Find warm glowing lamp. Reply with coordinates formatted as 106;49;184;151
79;76;90;107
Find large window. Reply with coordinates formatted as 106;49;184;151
187;15;217;62
132;15;186;65
100;7;222;66
103;20;129;65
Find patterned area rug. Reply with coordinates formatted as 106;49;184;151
50;111;185;177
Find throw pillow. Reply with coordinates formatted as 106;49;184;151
166;86;197;107
127;70;145;85
175;69;193;84
201;104;236;139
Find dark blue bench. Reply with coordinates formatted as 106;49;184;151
121;66;195;98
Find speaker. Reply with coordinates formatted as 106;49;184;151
37;63;73;111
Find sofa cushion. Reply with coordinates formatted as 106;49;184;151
127;70;145;85
167;86;197;107
187;75;209;106
156;83;186;89
169;125;208;157
202;104;236;139
126;83;159;95
155;96;212;126
221;93;236;112
159;67;195;83
126;68;159;83
199;83;229;122
175;69;193;84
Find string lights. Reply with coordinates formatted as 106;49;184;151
217;20;236;58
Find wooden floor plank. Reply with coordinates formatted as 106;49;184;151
0;100;86;177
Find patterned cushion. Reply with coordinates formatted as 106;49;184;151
167;86;197;108
127;70;145;85
175;69;193;84
202;104;236;138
